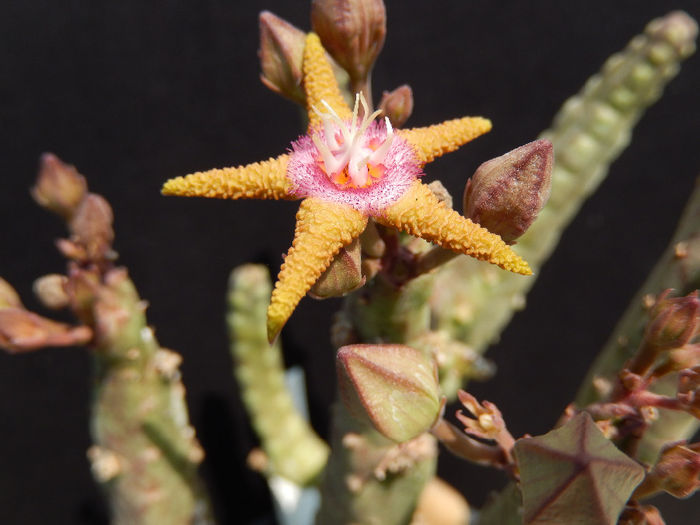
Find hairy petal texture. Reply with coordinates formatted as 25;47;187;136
162;155;293;201
378;181;532;275
303;33;352;130
267;198;367;341
399;117;492;164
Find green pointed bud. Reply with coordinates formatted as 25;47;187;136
337;344;443;443
258;11;307;104
33;274;70;310
0;278;22;309
463;139;553;244
310;238;365;298
379;85;413;128
311;0;386;84
31;153;87;220
645;289;699;352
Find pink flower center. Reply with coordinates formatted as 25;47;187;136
311;94;394;189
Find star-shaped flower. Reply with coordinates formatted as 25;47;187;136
163;33;531;342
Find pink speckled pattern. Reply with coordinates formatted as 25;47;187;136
286;120;422;215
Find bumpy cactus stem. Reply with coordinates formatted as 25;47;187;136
89;269;212;525
316;402;437;525
316;269;441;523
228;264;329;485
14;154;214;525
431;12;698;393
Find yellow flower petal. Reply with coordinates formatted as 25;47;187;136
377;181;531;275
303;33;352;130
162;155;292;200
399;117;492;164
267;198;367;341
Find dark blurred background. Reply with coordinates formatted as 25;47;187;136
1;1;699;523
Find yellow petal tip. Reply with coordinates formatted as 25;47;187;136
161;177;186;196
267;315;282;344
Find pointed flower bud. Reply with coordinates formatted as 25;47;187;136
634;441;700;499
311;0;386;83
463;139;553;244
309;238;365;298
644;290;700;352
258;11;307;104
379;85;414;128
337;344;443;443
33;274;70;310
69;193;115;261
31;153;88;219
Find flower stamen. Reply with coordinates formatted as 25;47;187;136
312;93;394;189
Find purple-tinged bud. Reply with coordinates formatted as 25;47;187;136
337;344;443;442
31;153;87;220
0;308;92;353
33;274;70;310
311;0;386;84
379;85;413;128
258;11;307;104
69;194;115;261
463;139;553;244
0;278;22;309
310;238;365;298
645;290;700;352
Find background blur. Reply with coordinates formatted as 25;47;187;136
1;1;699;523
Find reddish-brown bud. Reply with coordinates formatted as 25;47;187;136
379;85;413;128
309;238;365;298
258;11;307;104
0;308;92;353
69;193;115;261
644;290;700;352
311;0;386;83
463;139;553;244
634;441;700;499
337;344;442;442
31;153;87;219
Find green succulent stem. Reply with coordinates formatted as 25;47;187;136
575;181;700;464
431;11;698;400
227;264;329;485
90;269;212;525
316;402;437;525
470;11;698;522
315;265;440;524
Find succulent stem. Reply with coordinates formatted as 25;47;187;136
228;264;329;485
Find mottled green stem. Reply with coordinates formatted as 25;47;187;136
315;270;439;524
228;264;328;485
431;12;698;399
90;269;212;525
316;402;436;525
